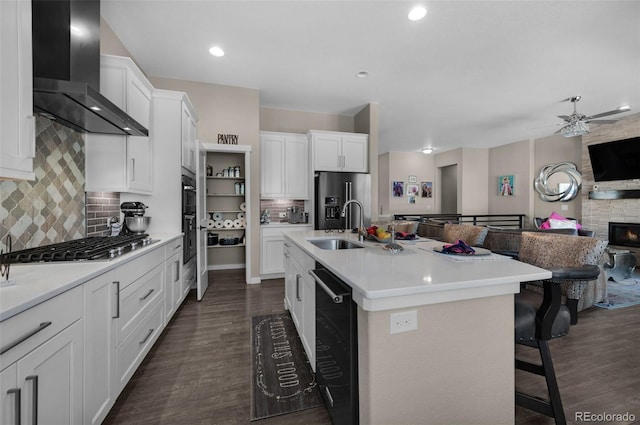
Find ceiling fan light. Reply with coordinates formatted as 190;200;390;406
560;121;589;137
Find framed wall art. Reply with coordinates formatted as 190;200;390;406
392;181;404;197
421;182;432;198
408;175;417;183
499;175;514;196
406;184;419;196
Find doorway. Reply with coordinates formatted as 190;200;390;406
439;164;458;214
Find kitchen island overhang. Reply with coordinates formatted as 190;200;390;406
284;230;551;312
284;229;552;425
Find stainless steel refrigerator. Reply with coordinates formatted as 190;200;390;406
315;172;371;231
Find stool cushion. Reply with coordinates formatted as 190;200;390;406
515;295;570;343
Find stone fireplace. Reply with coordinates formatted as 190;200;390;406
581;112;640;262
608;222;640;249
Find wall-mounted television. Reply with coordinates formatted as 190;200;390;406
587;136;640;182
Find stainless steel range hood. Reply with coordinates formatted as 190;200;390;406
32;0;148;137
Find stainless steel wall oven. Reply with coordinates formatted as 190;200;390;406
182;174;197;264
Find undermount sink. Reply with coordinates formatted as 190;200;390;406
309;239;364;250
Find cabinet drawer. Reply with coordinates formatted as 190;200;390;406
284;239;314;271
117;246;164;290
165;239;183;259
115;301;163;392
0;286;83;368
116;263;164;345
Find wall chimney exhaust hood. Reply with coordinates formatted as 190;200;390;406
32;0;148;137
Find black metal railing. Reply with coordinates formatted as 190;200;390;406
393;213;526;229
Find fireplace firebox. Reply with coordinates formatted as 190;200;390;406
608;222;640;248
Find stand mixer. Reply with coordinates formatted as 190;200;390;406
121;202;150;235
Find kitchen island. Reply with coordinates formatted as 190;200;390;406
284;229;551;425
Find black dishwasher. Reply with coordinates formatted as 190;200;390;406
309;264;358;425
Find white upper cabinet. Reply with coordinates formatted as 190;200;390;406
260;132;309;199
85;55;153;194
309;130;368;173
0;0;35;180
181;101;197;174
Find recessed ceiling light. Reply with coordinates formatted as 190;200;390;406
356;71;369;79
619;105;631;111
209;46;225;57
408;6;427;21
422;147;434;154
89;106;101;111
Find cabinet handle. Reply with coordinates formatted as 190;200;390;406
174;244;181;250
25;375;38;425
6;388;21;425
139;288;155;301
113;281;120;319
284;252;290;258
324;386;334;407
0;322;52;355
284;243;290;247
131;158;136;181
139;328;154;345
175;260;180;282
295;274;302;301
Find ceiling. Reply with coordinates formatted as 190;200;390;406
101;0;640;154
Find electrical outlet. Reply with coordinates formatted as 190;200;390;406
389;310;418;334
561;205;568;211
279;212;287;218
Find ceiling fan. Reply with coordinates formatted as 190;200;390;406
556;96;631;137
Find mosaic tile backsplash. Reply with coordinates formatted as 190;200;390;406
259;199;306;222
1;117;86;251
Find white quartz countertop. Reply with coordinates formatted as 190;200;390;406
283;230;552;311
0;233;183;321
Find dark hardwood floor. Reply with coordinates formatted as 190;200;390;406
104;270;640;425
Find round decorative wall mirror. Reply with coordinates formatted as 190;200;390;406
534;162;582;202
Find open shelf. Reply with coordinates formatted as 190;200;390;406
588;190;640;200
207;193;245;197
207;176;245;180
207;243;246;248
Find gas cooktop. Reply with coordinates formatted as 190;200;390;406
5;234;157;263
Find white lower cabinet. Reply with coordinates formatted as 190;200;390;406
283;238;316;367
261;225;312;277
81;241;180;424
165;241;184;324
0;286;84;425
83;270;118;425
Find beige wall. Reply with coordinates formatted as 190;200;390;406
432;148;489;215
259;107;353;133
533;134;582;222
460;148;489;214
379;151;436;216
488;140;533;223
355;103;380;221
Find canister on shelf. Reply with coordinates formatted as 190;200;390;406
234;166;241;177
235;182;241;195
223;168;229;177
240;182;245;195
206;164;213;176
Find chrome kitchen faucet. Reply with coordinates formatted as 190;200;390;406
341;199;366;242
